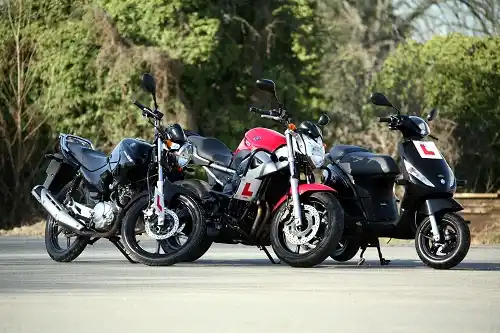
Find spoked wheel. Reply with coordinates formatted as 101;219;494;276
270;192;344;268
330;236;360;262
415;212;471;270
44;183;90;262
120;194;207;266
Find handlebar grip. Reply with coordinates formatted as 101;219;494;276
379;116;391;123
249;107;266;115
134;100;146;110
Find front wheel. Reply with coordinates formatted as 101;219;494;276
415;212;471;270
120;194;207;266
270;192;344;268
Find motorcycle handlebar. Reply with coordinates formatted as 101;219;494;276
249;107;281;118
134;100;157;119
378;116;392;123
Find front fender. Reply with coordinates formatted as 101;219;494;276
419;198;463;216
272;183;337;213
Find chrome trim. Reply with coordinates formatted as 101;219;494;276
202;166;224;186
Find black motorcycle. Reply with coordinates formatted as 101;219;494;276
31;73;207;266
321;92;471;270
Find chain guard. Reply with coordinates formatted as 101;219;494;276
283;204;321;245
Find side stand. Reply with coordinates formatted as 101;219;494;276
259;246;280;264
108;236;138;264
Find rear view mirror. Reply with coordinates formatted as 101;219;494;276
256;79;276;95
427;108;438;122
141;73;156;96
318;113;330;126
370;92;393;107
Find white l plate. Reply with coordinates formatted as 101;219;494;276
413;140;443;159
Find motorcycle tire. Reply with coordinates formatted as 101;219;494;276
270;192;344;268
162;179;214;262
44;183;90;263
120;193;207;266
415;212;471;270
330;236;360;262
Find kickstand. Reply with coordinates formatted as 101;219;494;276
375;239;391;266
109;236;138;264
259;246;280;264
87;237;100;245
357;246;367;266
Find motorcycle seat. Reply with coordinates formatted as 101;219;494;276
65;142;108;171
338;151;400;177
188;136;233;167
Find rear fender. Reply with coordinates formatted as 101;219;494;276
43;153;78;193
272;183;337;213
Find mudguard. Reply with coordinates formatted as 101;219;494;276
419;198;463;216
163;179;200;204
272;183;337;213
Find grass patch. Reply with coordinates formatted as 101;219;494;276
0;220;45;237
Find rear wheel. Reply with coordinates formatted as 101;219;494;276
270;192;344;268
44;183;90;262
120;193;207;266
415;212;471;270
330;236;360;262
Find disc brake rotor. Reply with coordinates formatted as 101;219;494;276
283;204;321;245
144;208;180;240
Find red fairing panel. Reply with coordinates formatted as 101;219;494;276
272;183;337;212
234;127;286;154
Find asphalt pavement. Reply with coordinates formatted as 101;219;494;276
0;237;499;333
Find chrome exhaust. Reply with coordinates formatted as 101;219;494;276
31;185;85;233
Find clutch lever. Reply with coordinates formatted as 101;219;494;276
429;134;439;141
261;115;282;121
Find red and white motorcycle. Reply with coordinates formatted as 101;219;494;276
175;79;344;267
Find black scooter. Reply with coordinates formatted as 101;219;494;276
321;92;471;269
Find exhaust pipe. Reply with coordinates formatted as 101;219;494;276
31;185;86;233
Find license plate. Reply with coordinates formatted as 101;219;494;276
43;159;61;189
45;159;61;176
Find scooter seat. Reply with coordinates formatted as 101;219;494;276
188;136;233;167
328;144;371;163
338;151;400;177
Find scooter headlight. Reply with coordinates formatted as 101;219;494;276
403;159;435;187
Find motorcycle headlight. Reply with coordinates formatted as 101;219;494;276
403;159;434;187
296;134;326;169
174;142;193;168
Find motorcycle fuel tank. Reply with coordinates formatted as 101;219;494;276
109;138;154;184
235;127;287;154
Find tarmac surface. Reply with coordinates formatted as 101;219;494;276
0;237;499;333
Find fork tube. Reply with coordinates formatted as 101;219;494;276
155;119;165;226
285;130;303;227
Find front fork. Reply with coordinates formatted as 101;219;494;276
155;133;166;226
285;130;303;228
